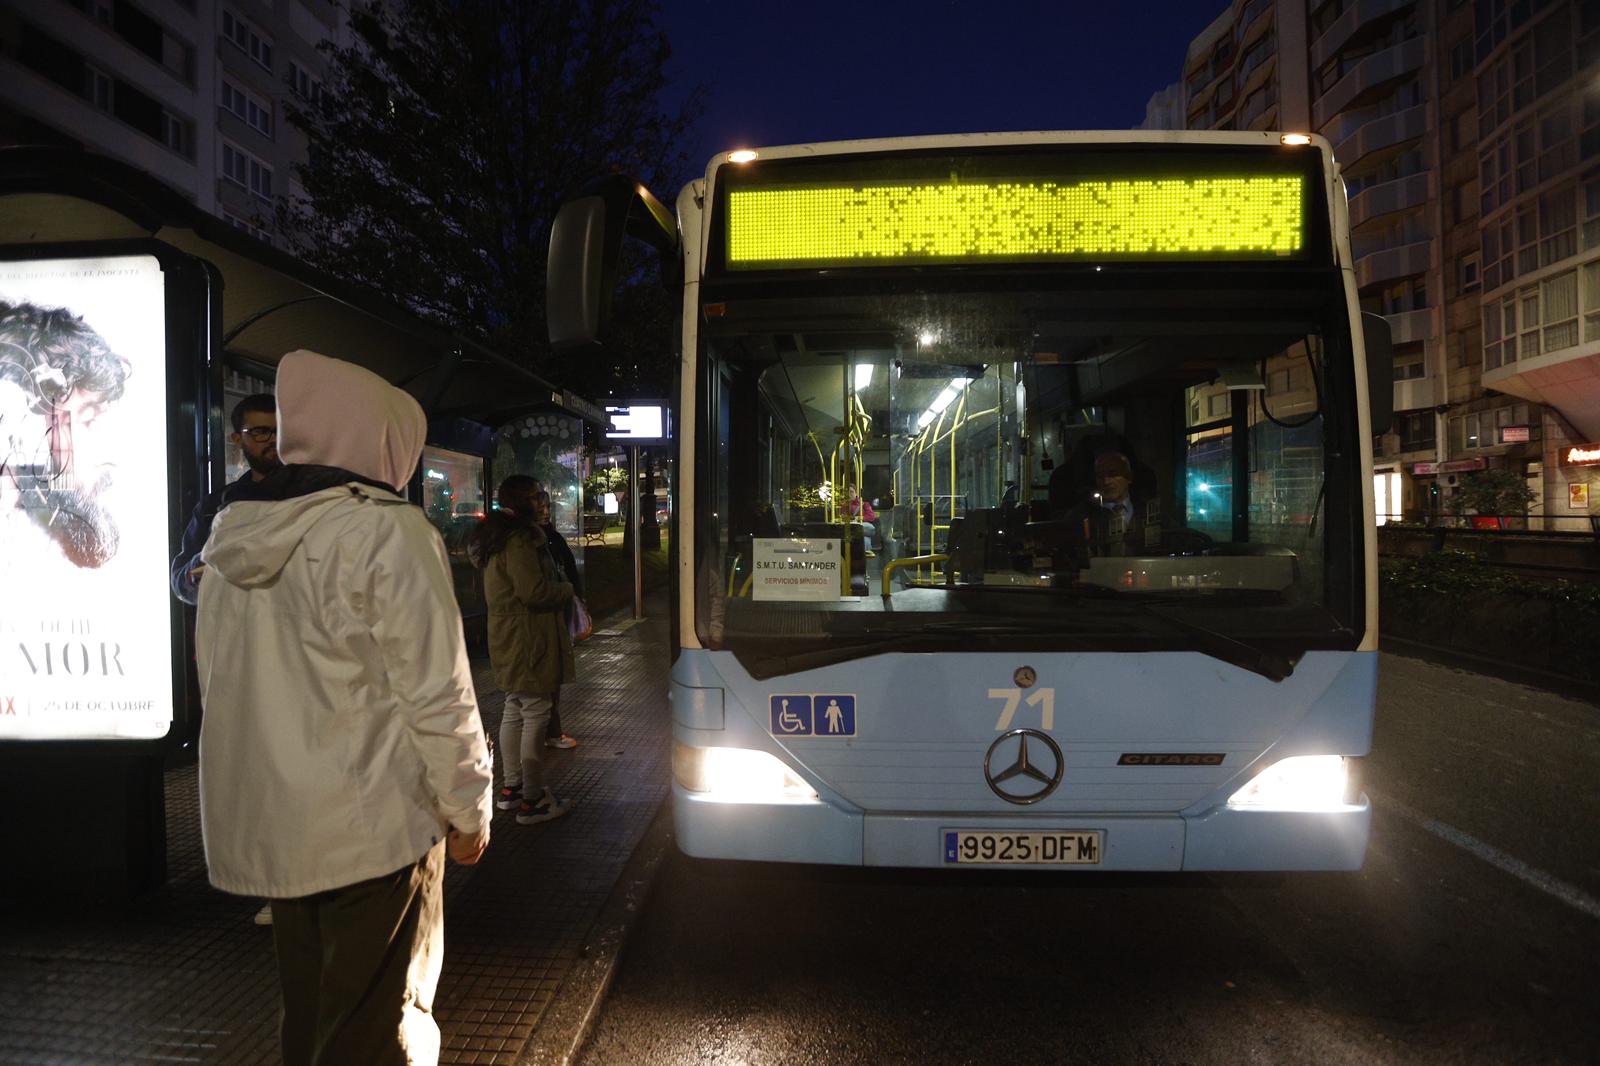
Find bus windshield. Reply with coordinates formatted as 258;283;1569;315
695;280;1363;679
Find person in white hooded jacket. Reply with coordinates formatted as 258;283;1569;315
195;350;493;1066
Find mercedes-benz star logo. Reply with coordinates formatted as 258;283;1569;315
1013;666;1037;688
984;729;1064;805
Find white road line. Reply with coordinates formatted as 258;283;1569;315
1377;792;1600;922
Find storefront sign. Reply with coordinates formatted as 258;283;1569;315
1571;483;1591;509
1440;458;1488;473
0;255;174;740
1499;425;1531;443
1411;462;1438;475
1564;443;1600;466
752;537;841;601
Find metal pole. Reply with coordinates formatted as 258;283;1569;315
630;444;643;620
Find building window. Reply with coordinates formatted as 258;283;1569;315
1398;412;1435;450
84;64;112;112
1393;355;1426;381
1449;39;1473;82
220;79;272;137
1451;110;1475;156
1454;406;1543;451
1460;252;1481;293
287;61;323;103
222;9;273;73
222;209;271;243
1542;270;1579;351
1584;260;1600;341
161;110;191;157
222;141;273;200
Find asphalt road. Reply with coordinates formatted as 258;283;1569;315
578;651;1600;1065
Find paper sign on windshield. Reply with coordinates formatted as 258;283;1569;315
752;537;841;601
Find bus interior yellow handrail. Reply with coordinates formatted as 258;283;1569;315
881;553;950;597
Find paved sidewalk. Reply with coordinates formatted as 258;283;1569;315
0;602;671;1065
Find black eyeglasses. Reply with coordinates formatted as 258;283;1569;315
240;427;277;442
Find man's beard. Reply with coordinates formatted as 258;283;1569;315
245;451;281;476
23;474;119;568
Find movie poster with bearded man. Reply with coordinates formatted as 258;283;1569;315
0;255;173;740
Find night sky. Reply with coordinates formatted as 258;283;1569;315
659;0;1226;183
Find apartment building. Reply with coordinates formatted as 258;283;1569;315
1466;0;1600;528
0;0;339;245
1169;0;1600;528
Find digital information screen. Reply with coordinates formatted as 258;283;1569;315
605;403;668;443
725;172;1309;269
0;255;174;740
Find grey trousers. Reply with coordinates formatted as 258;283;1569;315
270;841;446;1066
500;690;553;794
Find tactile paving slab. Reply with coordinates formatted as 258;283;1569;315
0;604;671;1065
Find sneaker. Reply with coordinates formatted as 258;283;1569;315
516;789;572;825
253;903;274;926
495;784;523;811
545;734;577;750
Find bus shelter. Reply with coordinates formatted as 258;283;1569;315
0;146;598;899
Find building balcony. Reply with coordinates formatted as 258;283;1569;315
1334;104;1427;170
0;55;198;199
1240;0;1273;47
1393;373;1438;414
1349;170;1432;230
1485;343;1600;440
1387;307;1434;345
1311;0;1418;69
1238;49;1275;97
1355;238;1432;289
1314;36;1426;128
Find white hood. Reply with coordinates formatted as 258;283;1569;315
275;349;426;492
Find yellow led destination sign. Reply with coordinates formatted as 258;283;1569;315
726;175;1308;268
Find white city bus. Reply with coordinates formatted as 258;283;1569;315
549;132;1392;869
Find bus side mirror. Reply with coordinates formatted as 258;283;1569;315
547;175;678;352
1361;311;1393;431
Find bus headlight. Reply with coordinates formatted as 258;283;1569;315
673;741;818;802
1226;755;1348;811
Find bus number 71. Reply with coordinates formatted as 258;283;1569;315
989;688;1055;731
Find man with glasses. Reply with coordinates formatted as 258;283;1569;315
170;392;281;605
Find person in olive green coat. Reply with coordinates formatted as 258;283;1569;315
471;475;575;824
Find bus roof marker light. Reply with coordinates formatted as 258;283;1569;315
727;149;759;164
1280;133;1313;146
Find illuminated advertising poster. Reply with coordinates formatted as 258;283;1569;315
0;255;172;740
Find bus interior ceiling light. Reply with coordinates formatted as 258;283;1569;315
673;742;817;802
1226;755;1349;811
727;149;759;164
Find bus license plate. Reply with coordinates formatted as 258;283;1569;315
943;830;1102;865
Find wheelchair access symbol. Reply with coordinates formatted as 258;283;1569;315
770;695;812;735
769;694;855;737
